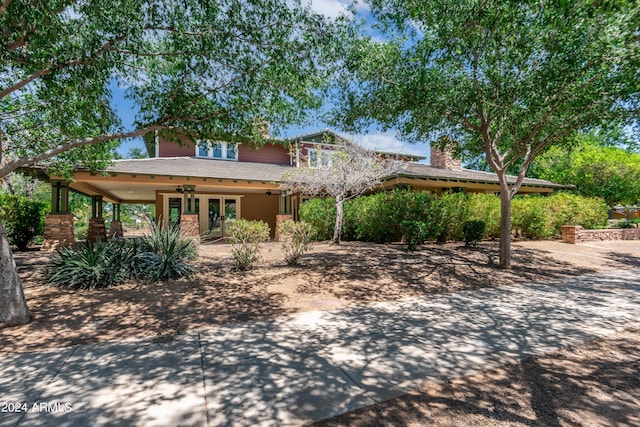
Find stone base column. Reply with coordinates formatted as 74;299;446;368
108;220;123;239
561;225;580;244
275;214;294;241
42;214;75;251
180;214;200;242
87;218;107;243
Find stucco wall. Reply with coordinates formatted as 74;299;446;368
240;192;280;238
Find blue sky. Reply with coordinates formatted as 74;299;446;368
112;0;432;161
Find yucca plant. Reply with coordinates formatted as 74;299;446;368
47;240;130;290
134;224;198;281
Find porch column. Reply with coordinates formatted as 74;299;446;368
108;203;123;239
180;185;199;241
87;196;107;243
42;180;75;251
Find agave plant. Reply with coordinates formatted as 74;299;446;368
46;240;130;290
134;224;198;282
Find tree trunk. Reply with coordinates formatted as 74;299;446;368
332;196;344;244
0;219;31;326
498;184;512;269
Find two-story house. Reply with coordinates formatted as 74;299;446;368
31;129;569;248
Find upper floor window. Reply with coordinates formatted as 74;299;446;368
196;141;238;160
307;148;333;168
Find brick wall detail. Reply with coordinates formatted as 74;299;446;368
561;225;640;244
42;214;75;251
430;146;462;170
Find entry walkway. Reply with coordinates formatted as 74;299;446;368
2;268;640;426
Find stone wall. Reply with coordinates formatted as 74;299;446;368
108;220;123;239
87;218;107;243
42;214;75;251
561;225;640;244
180;214;200;242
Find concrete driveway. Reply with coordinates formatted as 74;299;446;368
2;267;640;426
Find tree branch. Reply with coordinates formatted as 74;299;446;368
0;125;165;179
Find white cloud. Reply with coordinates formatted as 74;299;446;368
348;132;428;158
303;0;349;19
302;0;369;19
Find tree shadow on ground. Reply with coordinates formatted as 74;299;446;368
314;328;640;427
2;240;635;355
295;242;597;304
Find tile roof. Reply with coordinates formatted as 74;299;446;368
395;163;572;188
92;157;570;189
101;157;290;182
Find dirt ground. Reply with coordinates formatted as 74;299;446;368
2;238;640;425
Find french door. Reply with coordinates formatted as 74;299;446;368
203;197;238;237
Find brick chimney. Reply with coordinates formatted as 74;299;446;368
430;139;461;170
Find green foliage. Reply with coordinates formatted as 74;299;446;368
227;219;270;270
134;225;198;282
511;197;551;239
0;194;46;250
512;193;607;239
1;0;347;181
334;0;639;267
279;220;314;265
467;194;501;239
400;220;429;251
300;190;607;244
432;193;471;243
46;225;197;289
299;198;337;241
47;241;131;290
463;220;486;247
532;138;640;206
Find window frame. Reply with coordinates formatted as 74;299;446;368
195;141;239;161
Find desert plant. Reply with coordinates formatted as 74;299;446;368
279;220;314;265
227;219;270;269
135;224;198;281
400;220;429;251
0;194;45;250
46;240;130;289
463;220;486;247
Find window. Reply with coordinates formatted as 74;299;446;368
307;148;333;168
196;141;238;160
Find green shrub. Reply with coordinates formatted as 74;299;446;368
299;198;336;241
46;240;131;289
279;220;314;265
467;194;501;239
0;194;46;250
227;219;270;269
134;224;198;281
433;192;471;243
400;220;430;250
511;196;552;239
349;192;395;243
463;220;486;247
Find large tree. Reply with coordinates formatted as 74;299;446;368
0;0;346;326
334;0;640;268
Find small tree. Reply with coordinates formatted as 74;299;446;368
281;143;398;244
